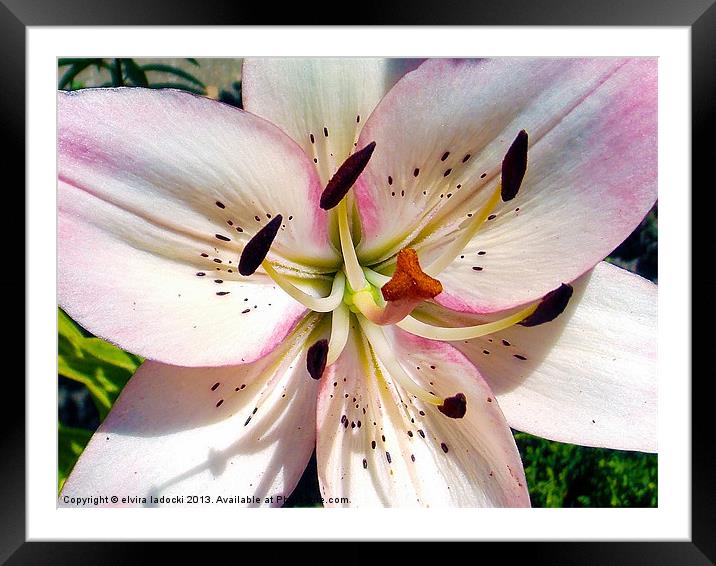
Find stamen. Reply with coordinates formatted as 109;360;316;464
438;393;467;419
424;186;502;276
338;199;367;290
358;316;444;406
363;267;391;288
239;215;283;276
423;130;528;277
519;283;573;326
397;303;538;341
320;141;376;210
262;265;346;312
501;130;528;202
397;283;572;341
326;303;350;365
306;339;329;380
382;248;443;303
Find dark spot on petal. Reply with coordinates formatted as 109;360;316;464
514;354;527;360
216;291;230;296
462;154;471;163
211;382;220;391
215;201;225;209
196;272;205;276
441;442;449;453
441;151;450;161
216;399;224;408
413;168;420;177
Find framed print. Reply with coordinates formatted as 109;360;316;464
10;0;711;562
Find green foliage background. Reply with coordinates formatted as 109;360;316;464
57;59;658;507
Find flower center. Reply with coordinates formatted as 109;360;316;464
237;131;572;420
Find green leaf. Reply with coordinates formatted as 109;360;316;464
121;59;149;87
140;63;206;88
58;58;96;67
58;424;93;492
514;431;657;507
58;308;141;420
58;60;101;89
58;308;85;343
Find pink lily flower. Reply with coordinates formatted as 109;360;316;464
58;58;657;508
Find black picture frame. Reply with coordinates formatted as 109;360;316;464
9;0;710;561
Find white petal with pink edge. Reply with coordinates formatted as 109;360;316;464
422;262;657;452
354;58;657;313
242;58;422;185
59;178;313;367
316;323;530;507
58;87;338;366
59;316;323;507
59;88;337;270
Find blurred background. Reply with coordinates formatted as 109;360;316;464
57;58;658;507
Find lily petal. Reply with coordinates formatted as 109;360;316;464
423;262;657;452
354;58;657;313
59;316;323;507
316;324;530;507
59;88;337;269
59;88;336;366
242;58;422;185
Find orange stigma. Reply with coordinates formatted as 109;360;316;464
381;248;443;302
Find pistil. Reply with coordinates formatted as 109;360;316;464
352;248;442;326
